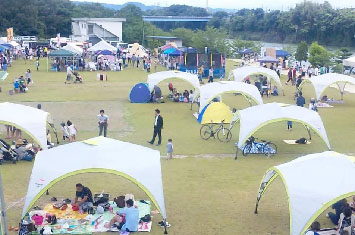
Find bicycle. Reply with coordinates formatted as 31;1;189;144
200;120;232;142
235;136;277;160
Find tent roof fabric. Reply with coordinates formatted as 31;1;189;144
88;40;117;52
147;71;200;92
22;137;167;220
300;73;355;100
239;48;253;54
0;102;51;149
63;44;83;55
0;71;8;81
235;103;331;149
256;151;355;235
343;56;355;67
229;66;283;91
48;49;79;57
199;102;233;124
276;50;289;57
196;81;263;113
257;56;279;63
129;83;151;103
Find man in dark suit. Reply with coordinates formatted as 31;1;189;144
148;109;163;146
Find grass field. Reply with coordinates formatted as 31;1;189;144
0;58;354;235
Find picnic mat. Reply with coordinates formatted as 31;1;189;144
30;200;152;234
317;103;333;108
283;140;311;145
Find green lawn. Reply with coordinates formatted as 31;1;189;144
0;58;354;234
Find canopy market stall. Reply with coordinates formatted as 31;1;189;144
257;56;279;63
22;136;168;232
0;102;55;149
194;81;263;113
234;103;331;150
48;49;80;72
255;151;355;235
63;44;83;56
147;71;200;92
87;40;117;53
228;66;284;94
299;73;355;100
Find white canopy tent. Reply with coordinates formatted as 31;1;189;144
234;103;331;149
22;137;167;222
228;66;284;94
300;73;355;100
255;151;355;235
343;56;355;67
194;81;263;113
147;71;200;92
87;40;117;52
63;44;83;55
0;102;53;149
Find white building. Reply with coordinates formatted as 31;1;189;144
71;18;126;44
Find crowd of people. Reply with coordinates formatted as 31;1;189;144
305;197;355;235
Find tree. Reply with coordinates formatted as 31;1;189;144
230;39;261;57
338;48;352;60
308;42;331;67
295;41;308;62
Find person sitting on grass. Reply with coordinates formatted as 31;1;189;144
304;221;321;235
336;206;354;235
271;85;279;96
105;199;139;232
13;79;20;93
73;183;93;213
327;199;349;225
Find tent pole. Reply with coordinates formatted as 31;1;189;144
254;200;259;214
163;218;168;234
0;166;9;235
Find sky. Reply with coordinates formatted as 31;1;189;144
73;0;355;10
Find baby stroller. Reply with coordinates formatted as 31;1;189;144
73;72;83;83
0;139;18;164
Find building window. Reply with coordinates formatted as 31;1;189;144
88;24;93;34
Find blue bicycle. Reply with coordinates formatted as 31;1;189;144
235;136;277;160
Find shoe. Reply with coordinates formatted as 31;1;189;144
147;141;153;145
156;143;161;146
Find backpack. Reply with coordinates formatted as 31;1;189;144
114;196;126;208
296;137;307;144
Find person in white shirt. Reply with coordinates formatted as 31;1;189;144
66;65;73;84
98;110;109;137
67;120;77;142
304;221;321;235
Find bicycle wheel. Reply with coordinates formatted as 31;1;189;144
242;144;252;156
263;143;277;157
200;125;212;140
217;128;232;142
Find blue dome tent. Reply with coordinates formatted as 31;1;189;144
129;83;151;103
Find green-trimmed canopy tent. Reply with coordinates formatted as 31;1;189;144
147;71;200;92
193;81;263;113
228;66;284;95
0;102;55;149
47;49;80;72
234;103;331;150
299;73;355;100
22;137;168;231
255;151;355;235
